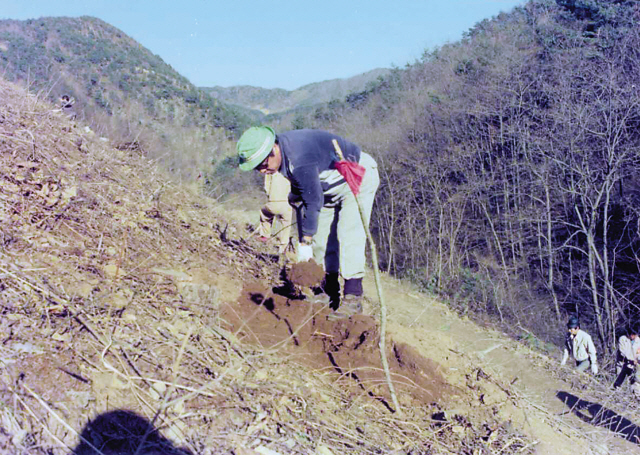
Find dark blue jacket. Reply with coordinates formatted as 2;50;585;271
277;129;360;237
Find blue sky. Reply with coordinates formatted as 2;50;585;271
1;0;526;90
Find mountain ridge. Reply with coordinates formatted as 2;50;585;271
0;16;251;135
201;67;391;115
0;15;252;180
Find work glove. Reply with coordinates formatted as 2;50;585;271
296;244;313;263
591;363;598;375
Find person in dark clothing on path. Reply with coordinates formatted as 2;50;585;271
613;324;640;394
237;126;380;318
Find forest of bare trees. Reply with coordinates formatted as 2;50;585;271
297;0;640;362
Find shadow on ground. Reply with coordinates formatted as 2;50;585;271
556;391;640;445
73;410;192;455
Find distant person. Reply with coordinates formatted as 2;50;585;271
60;95;77;120
613;324;640;393
256;171;293;255
236;126;379;318
561;317;598;374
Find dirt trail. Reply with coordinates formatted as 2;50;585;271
364;274;640;454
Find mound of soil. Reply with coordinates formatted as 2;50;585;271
221;282;453;409
287;260;324;287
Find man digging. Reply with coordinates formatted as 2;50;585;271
237;126;379;319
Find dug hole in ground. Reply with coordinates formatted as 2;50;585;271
0;77;638;454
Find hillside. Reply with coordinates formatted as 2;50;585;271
4;74;640;454
2;1;640;452
10;64;635;454
290;0;640;362
0;16;249;179
201;68;391;116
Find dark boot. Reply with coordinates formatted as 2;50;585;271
343;277;363;296
311;272;340;308
327;278;364;319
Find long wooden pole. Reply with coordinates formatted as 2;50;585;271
332;140;401;414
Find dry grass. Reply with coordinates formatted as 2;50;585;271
0;78;534;454
521;350;640;449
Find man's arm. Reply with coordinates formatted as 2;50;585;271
291;165;324;238
587;335;598;369
561;347;569;365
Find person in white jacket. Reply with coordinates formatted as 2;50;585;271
613;324;640;393
561;317;598;375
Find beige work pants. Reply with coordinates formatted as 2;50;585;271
257;172;293;253
311;152;380;280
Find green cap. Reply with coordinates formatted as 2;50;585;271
237;126;276;171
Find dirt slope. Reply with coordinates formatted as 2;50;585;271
0;78;528;454
0;77;637;455
373;277;640;455
214;255;640;454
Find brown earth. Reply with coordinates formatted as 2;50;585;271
221;282;452;408
0;78;533;454
287;260;324;288
0;77;639;454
